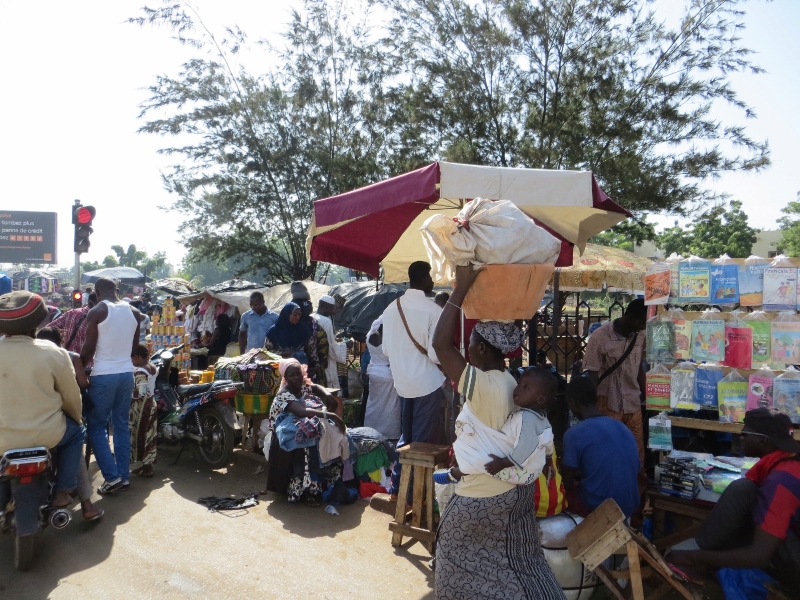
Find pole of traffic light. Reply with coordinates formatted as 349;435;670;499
74;198;81;291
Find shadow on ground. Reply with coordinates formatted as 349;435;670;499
0;461;166;600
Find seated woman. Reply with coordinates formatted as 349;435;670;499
265;303;320;375
267;358;347;506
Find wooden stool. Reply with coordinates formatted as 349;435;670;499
389;442;450;552
566;499;700;600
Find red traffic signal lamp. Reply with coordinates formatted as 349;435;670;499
71;290;82;307
72;205;95;254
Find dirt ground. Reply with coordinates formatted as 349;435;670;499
0;447;435;600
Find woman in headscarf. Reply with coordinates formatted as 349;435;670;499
293;297;328;385
268;358;346;506
265;302;321;376
431;265;565;600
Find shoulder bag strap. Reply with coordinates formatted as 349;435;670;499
65;311;89;350
598;331;639;384
396;298;429;357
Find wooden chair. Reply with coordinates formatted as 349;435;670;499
566;498;700;600
389;442;450;552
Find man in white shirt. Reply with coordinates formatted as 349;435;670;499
314;295;348;388
381;261;444;497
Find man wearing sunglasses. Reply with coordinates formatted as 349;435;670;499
669;408;800;588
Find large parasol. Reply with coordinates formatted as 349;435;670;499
82;267;151;285
551;244;652;294
307;161;631;283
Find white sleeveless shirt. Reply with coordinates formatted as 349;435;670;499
92;300;138;376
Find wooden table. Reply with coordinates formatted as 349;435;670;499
645;490;715;551
667;415;800;439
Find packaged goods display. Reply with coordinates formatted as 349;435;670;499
147;298;191;372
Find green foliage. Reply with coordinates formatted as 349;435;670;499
380;0;769;217
656;200;758;258
131;0;402;282
132;0;769;277
778;192;800;257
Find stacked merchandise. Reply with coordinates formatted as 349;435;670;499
148;297;191;373
658;457;702;500
214;348;282;414
13;275;57;293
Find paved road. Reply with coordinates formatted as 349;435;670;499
0;447;435;600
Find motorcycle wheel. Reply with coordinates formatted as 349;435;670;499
197;406;235;468
14;533;35;571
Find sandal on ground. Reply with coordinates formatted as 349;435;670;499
135;465;154;478
82;507;104;522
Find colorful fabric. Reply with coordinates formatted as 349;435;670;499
359;481;387;498
354;445;390;476
473;321;525;354
130;369;158;465
748;451;800;540
583;321;645;413
435;485;566;600
49;305;91;354
534;448;566;518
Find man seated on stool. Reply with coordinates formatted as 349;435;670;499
561;375;640;518
668;408;800;589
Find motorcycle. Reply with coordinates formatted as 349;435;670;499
0;447;71;571
151;345;243;468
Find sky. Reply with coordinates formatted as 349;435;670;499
0;0;797;270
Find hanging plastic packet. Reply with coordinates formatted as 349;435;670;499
669;307;692;360
666;252;683;302
762;255;797;311
671;362;697;410
710;254;740;304
738;255;769;307
648;413;673;451
770;311;800;366
773;366;800;425
645;254;671;305
691;309;725;363
723;310;752;369
678;255;711;304
646;364;672;410
718;369;747;423
646;313;675;363
693;363;724;408
743;310;771;367
746;365;776;411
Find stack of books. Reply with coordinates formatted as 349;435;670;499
658;457;702;500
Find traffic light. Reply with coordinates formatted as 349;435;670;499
71;290;82;308
73;205;95;254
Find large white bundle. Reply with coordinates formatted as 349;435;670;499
420;198;562;284
538;513;600;600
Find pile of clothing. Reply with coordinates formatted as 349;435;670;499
346;427;396;498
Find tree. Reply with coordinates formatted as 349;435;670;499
131;0;401;281
380;0;769;217
656;200;758;258
80;255;119;272
778;192;800;257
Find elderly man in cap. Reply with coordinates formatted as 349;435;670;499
314;294;348;389
669;408;800;589
0;291;85;509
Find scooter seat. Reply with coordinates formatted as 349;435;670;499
176;382;214;398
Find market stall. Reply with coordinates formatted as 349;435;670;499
148;277;195;297
12;268;59;294
639;253;800;542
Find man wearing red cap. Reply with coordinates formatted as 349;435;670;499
669;408;800;589
0;291;85;509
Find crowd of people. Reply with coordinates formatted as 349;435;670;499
2;264;800;598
